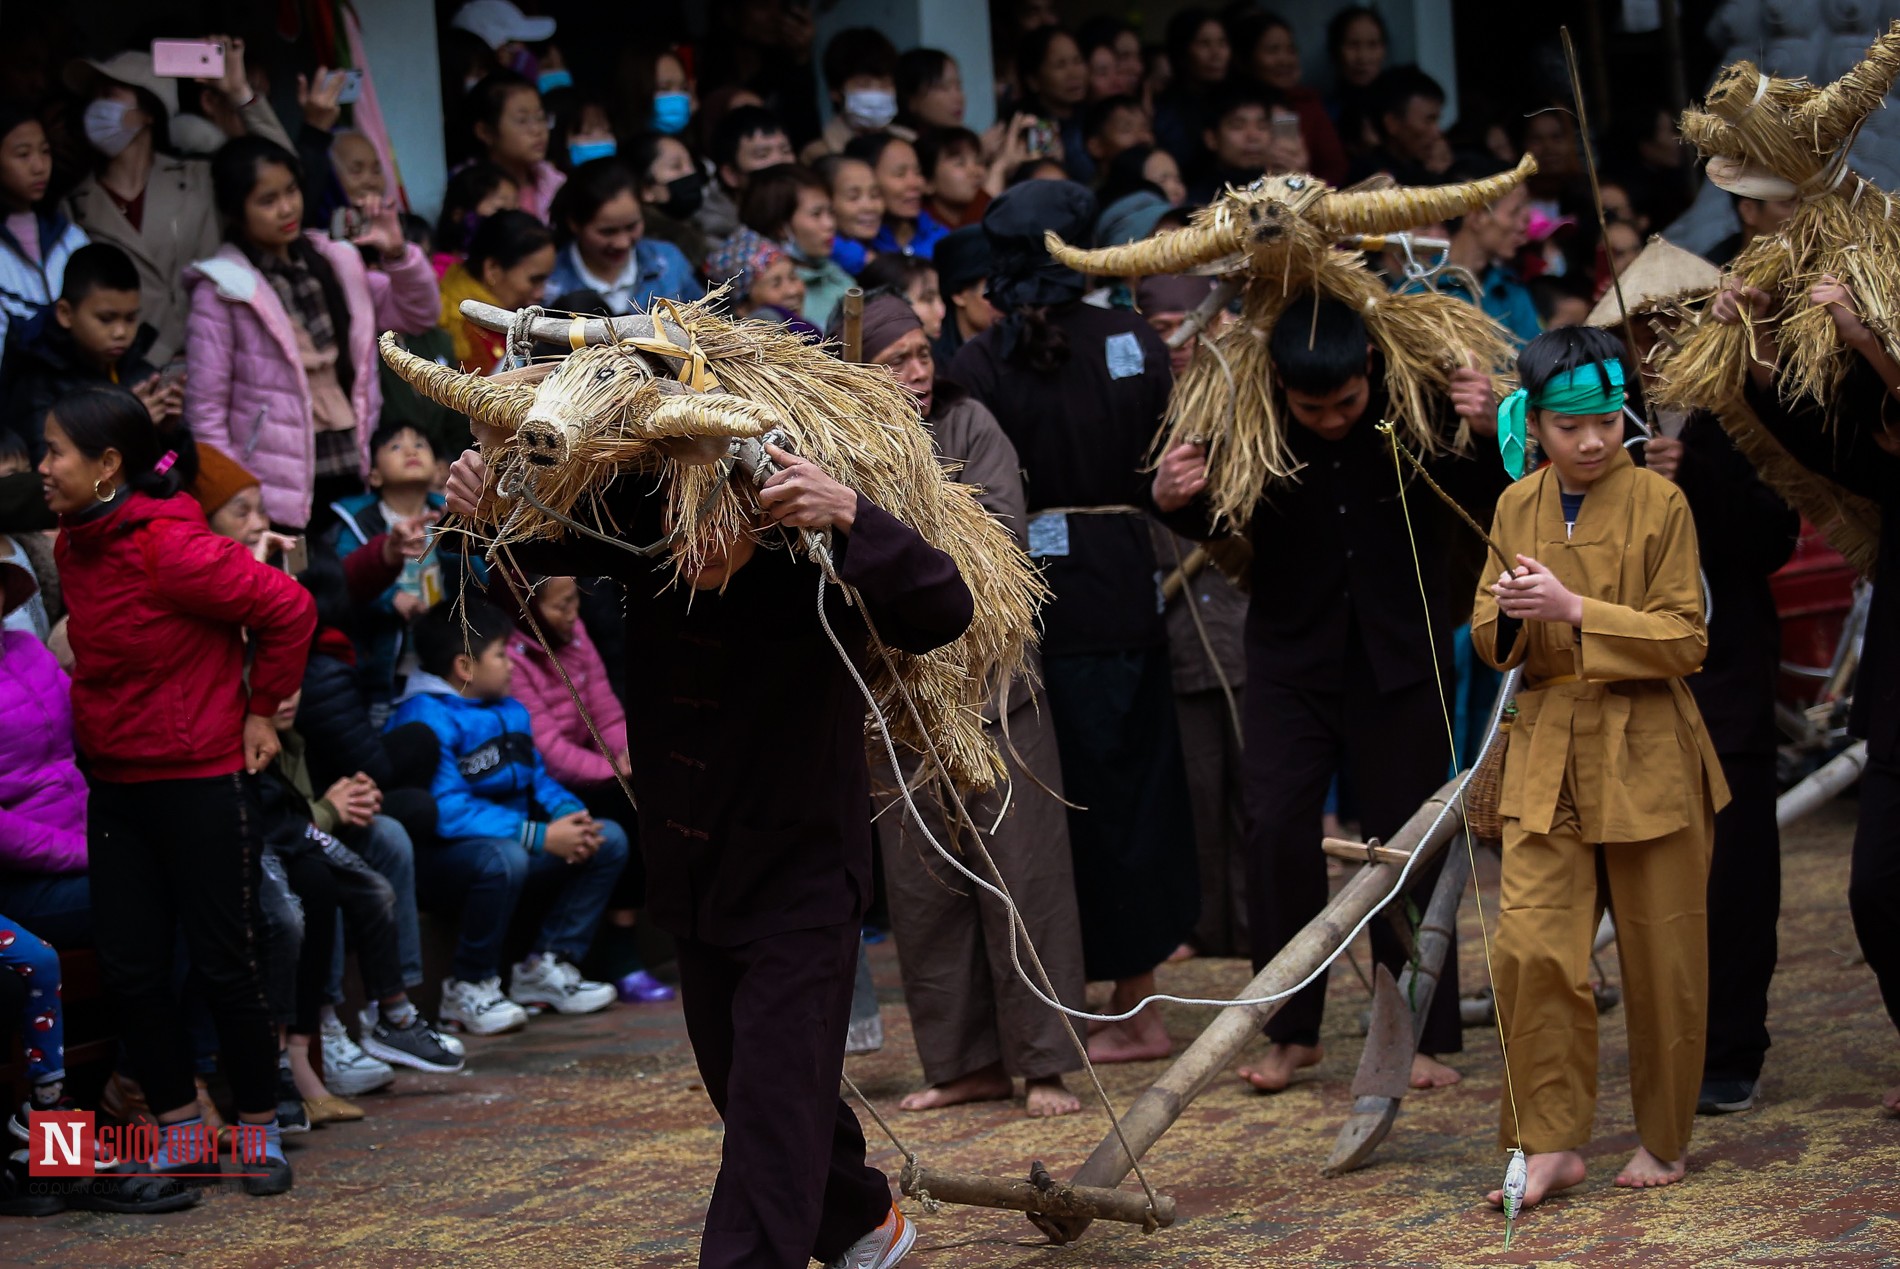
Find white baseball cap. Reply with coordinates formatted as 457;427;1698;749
450;1;556;50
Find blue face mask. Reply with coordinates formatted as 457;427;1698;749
651;91;692;136
568;138;618;167
537;69;573;94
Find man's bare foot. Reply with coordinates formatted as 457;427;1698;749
1237;1042;1323;1092
1166;942;1198;963
1410;1053;1463;1089
899;1064;1013;1112
1025;1077;1081;1118
1882;1083;1900;1116
1614;1146;1686;1189
1087;1009;1173;1063
1486;1150;1586;1209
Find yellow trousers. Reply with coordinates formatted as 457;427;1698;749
1495;769;1713;1161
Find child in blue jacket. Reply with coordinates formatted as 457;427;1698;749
389;600;627;1035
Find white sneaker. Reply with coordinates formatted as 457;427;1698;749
439;976;531;1035
362;1005;465;1058
320;1015;396;1095
508;956;616;1015
826;1206;915;1269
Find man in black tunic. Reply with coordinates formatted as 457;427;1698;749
446;444;973;1269
1154;294;1501;1092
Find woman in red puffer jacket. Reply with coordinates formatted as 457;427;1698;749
44;385;314;1196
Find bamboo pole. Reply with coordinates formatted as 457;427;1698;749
841;287;865;363
1031;775;1469;1244
1776;740;1868;827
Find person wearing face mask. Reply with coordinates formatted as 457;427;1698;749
62;44;294;365
628;131;709;273
613;46;697;145
544;158;703;316
805;27;912;163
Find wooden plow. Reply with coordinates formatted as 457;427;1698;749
889;772;1476;1242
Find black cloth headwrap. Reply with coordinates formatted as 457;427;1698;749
982;180;1096;357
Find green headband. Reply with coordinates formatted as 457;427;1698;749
1497;359;1627;479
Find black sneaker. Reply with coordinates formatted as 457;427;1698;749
9;1094;77;1144
64;1166;202;1213
277;1066;310;1135
1697;1078;1759;1114
360;1012;465;1074
1;1149;64;1217
240;1155;293;1197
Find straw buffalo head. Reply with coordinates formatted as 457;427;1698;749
1045;155;1538;279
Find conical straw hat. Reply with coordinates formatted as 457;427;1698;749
1586;235;1721;327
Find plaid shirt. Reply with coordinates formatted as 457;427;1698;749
257;249;338;356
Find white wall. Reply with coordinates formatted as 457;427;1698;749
357;0;448;221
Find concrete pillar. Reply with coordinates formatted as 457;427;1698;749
356;0;448;221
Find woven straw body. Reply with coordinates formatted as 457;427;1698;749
1657;22;1900;574
379;299;1045;791
1047;162;1533;529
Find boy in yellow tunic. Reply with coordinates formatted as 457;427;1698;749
1472;327;1730;1213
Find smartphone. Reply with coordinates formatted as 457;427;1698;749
336;69;363;105
157;360;188;389
151;39;226;80
1271;112;1303;142
282;537;308;576
330;205;365;242
1021;119;1057;157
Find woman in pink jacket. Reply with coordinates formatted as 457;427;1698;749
507;575;672;1004
185;136;441;532
0;555;88;950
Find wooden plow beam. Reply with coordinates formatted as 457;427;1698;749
901;1162;1176;1232
1028;774;1470;1245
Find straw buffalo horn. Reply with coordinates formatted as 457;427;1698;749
1312;154;1538;235
1047;218;1246;278
645;392;780;440
457;300;691;367
1794;20;1900;153
378;333;535;434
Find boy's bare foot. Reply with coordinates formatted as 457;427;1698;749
1882;1083;1900;1115
899;1064;1013;1111
1025;1077;1081;1118
1410;1053;1463;1089
1486;1150;1586;1209
1087;1010;1173;1063
1238;1042;1323;1092
1614;1146;1686;1189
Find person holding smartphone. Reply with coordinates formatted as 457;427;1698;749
62;38;295;364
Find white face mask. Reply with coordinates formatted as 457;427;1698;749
84;99;145;159
842;88;898;131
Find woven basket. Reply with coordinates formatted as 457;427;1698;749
1463;719;1510;848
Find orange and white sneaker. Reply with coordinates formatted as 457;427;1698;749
826;1205;916;1269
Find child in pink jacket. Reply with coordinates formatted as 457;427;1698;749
506;575;672;1004
185;136;441;532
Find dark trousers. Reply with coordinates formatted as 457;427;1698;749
88;774;279;1117
1244;658;1462;1054
0;872;91;950
277;829;406;1035
675;921;892;1269
1851;756;1900;1034
1703;750;1781;1083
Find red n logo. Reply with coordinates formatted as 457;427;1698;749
29;1110;93;1176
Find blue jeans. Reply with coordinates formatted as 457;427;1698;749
0;872;91;950
415;820;628;982
326;814;424;1004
